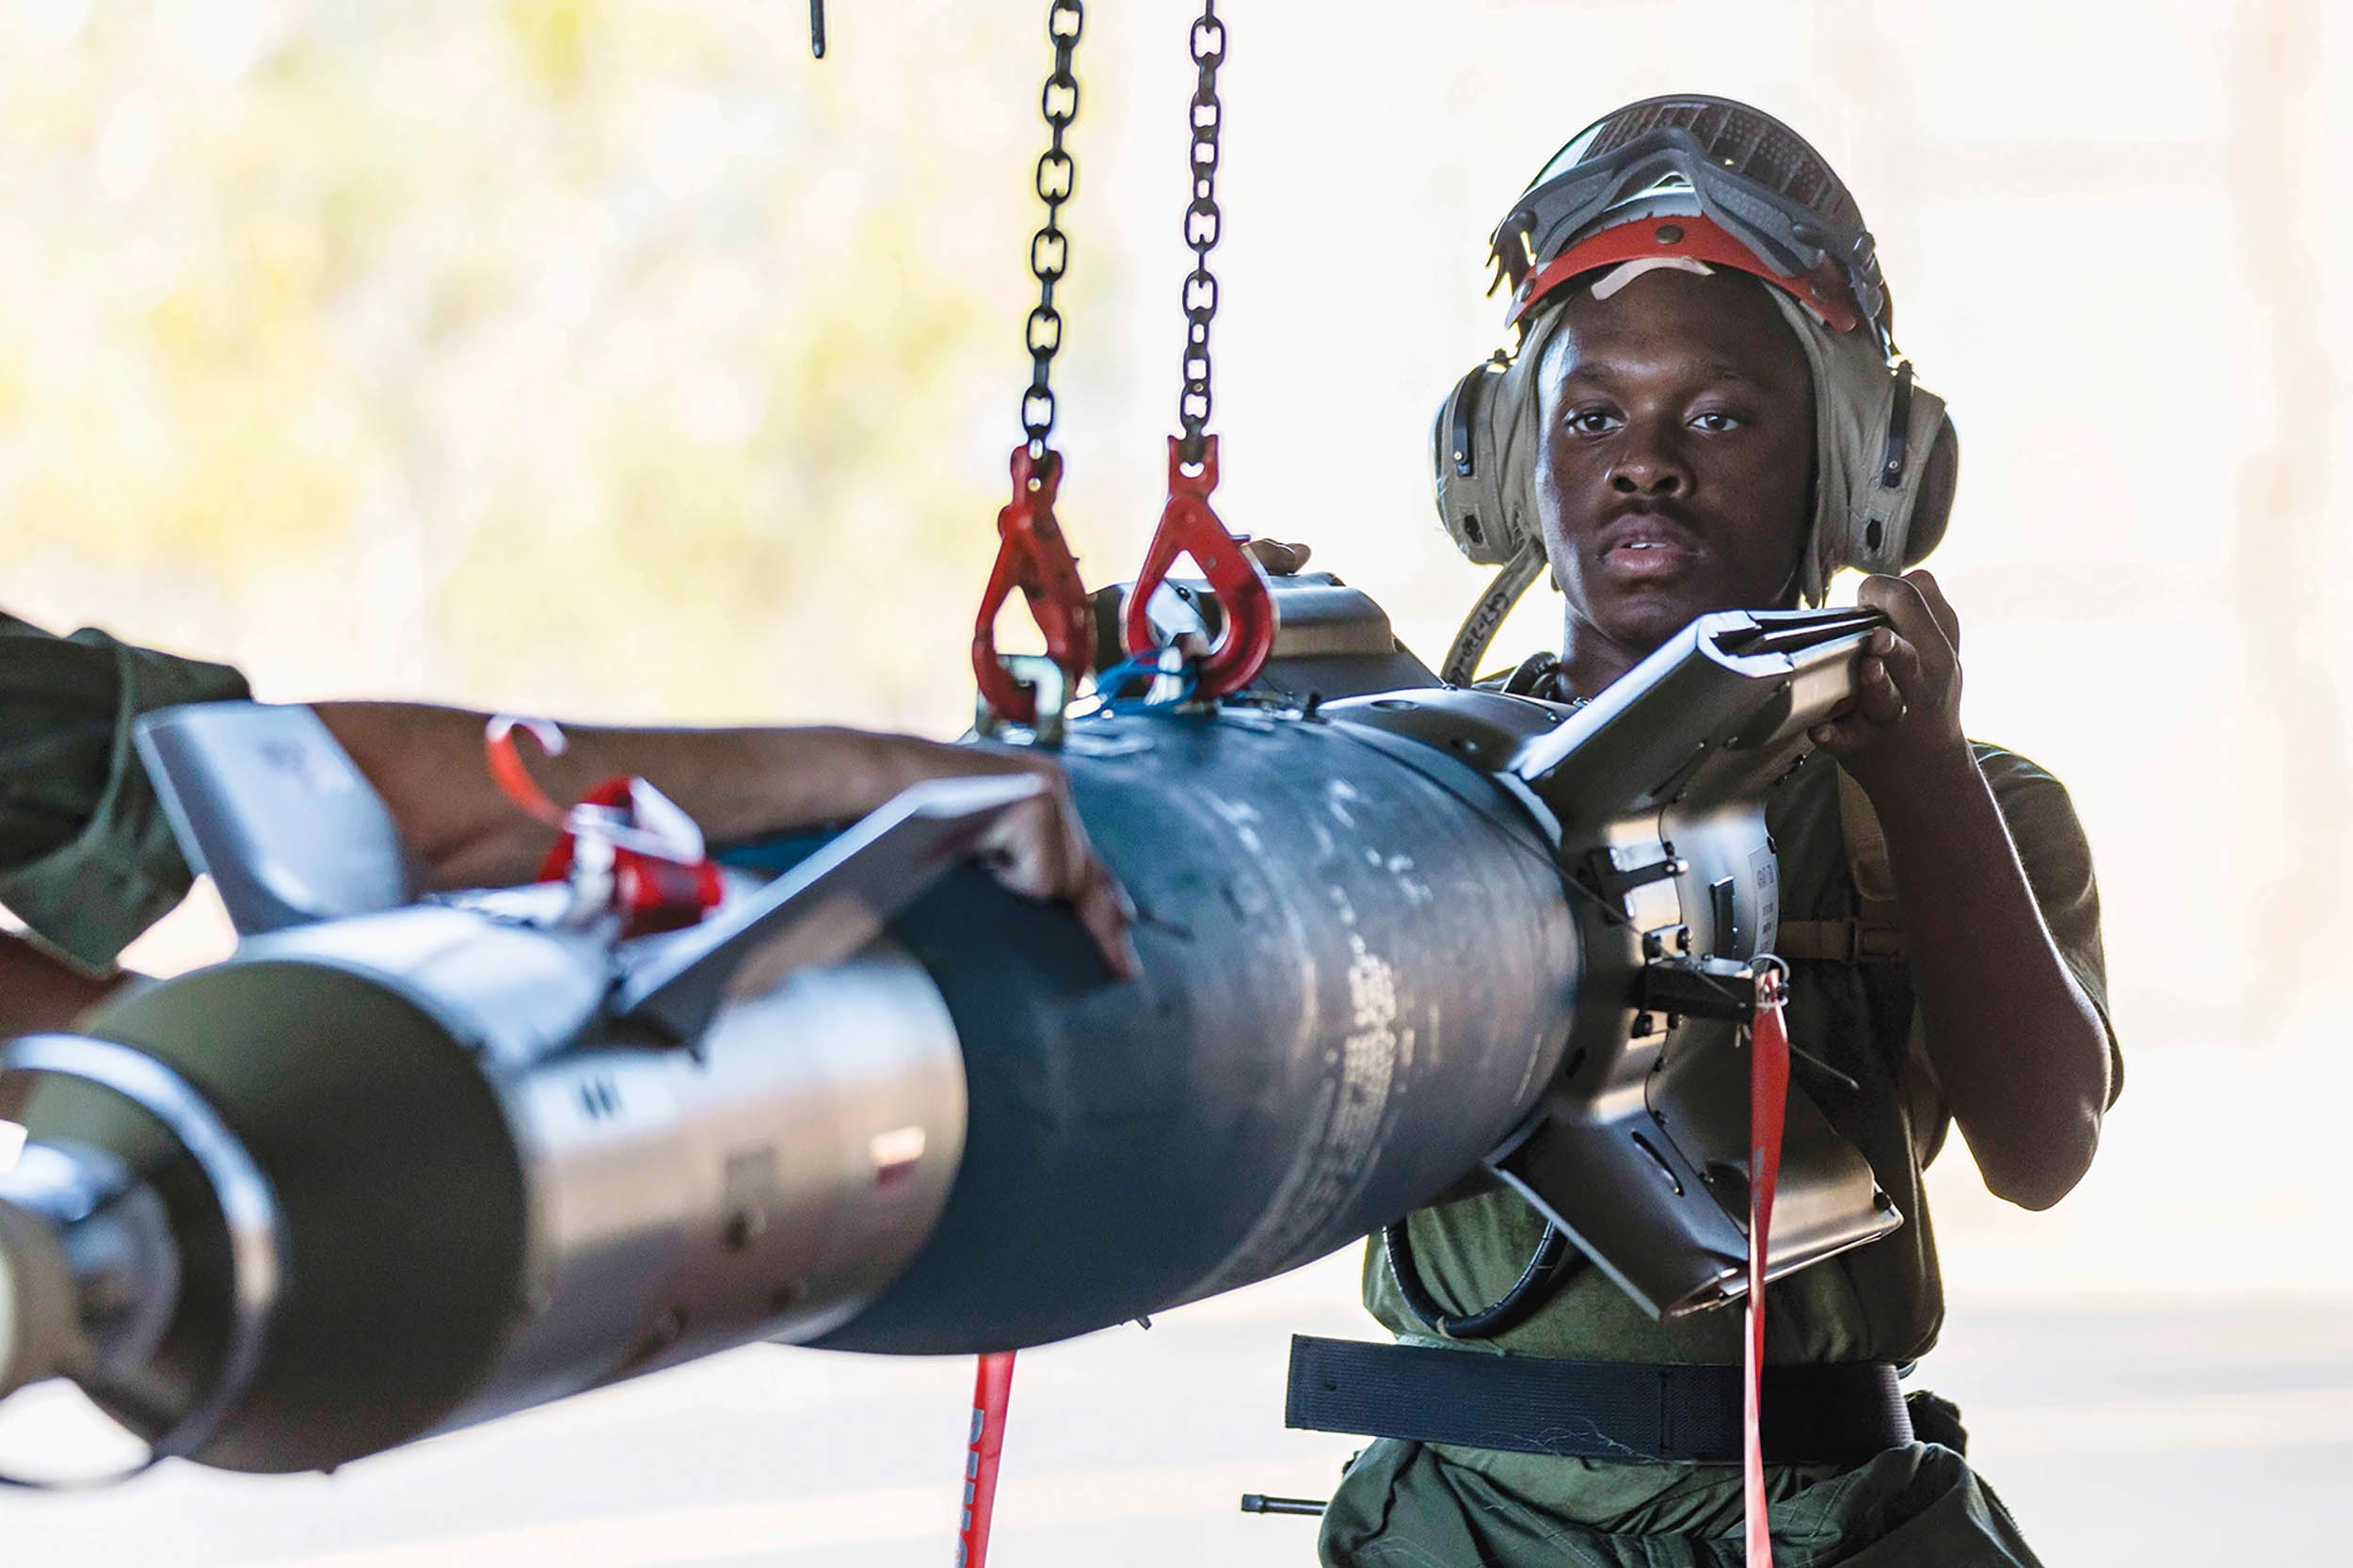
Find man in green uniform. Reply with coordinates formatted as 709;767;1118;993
1;609;1133;1041
1320;98;2120;1566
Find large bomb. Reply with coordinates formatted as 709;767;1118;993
0;592;1897;1479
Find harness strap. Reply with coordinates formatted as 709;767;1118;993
1775;916;1907;964
1778;766;1908;963
1285;1336;1912;1464
1833;766;1898;902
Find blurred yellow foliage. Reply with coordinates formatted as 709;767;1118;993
0;0;1061;733
506;0;601;93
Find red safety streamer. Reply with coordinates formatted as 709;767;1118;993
484;714;571;827
1120;436;1274;699
956;1351;1017;1568
1744;965;1792;1568
483;717;723;937
533;777;723;935
973;446;1095;728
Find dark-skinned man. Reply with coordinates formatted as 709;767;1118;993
0;609;1136;1058
1320;97;2119;1567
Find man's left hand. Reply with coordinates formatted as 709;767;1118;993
1805;569;1972;802
957;747;1140;982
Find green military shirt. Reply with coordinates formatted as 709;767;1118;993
1322;739;2121;1566
0;611;249;971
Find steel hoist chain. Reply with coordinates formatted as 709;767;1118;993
1175;4;1225;464
1122;0;1273;701
973;0;1096;740
1023;0;1086;456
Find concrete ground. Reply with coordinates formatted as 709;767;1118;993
3;1250;2347;1568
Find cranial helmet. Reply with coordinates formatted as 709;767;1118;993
1431;95;1955;682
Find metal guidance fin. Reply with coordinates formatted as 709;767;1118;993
132;703;413;936
1510;606;1888;826
616;773;1048;1042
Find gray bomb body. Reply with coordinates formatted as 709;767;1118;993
814;706;1579;1352
0;603;1897;1480
2;705;1577;1473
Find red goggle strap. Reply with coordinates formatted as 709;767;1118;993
1506;213;1860;336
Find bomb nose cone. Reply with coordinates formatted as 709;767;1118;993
0;1191;83;1401
0;1031;282;1473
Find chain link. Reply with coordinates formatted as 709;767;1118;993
1176;2;1225;466
1020;0;1085;456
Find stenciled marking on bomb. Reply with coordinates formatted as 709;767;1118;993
1204;794;1265;855
1324;778;1362;829
1190;900;1420;1302
1337;947;1402;1160
1385;853;1434;907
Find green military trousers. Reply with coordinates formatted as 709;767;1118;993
1318;1438;2043;1568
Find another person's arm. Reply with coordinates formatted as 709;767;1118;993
1808;570;2114;1210
2;613;248;1104
0;932;120;1042
312;703;1134;974
3;611;1134;1051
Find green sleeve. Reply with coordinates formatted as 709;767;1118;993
1972;743;2123;1105
0;612;250;971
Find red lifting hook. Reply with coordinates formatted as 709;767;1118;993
972;445;1096;728
1121;436;1274;699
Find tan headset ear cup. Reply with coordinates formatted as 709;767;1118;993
1431;356;1523;566
1901;413;1960;568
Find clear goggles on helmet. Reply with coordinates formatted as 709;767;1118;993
1491;95;1892;351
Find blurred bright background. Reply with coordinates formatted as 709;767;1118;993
2;0;2348;1563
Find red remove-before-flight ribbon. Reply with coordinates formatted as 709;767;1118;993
483;716;722;937
1744;962;1792;1568
956;1352;1017;1568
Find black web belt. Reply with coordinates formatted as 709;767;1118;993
1285;1336;1913;1464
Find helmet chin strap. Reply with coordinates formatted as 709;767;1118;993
1772;550;1809;610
